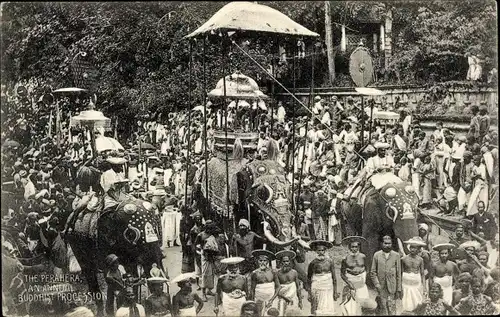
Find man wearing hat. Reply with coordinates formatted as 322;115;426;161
144;277;171;317
249;249;279;315
214;257;247;317
430;243;459;305
275;250;303;315
401;237;427;313
308;240;339;315
233;218;266;275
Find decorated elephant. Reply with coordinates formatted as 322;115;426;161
65;165;164;316
195;137;310;281
342;173;419;285
198;137;308;247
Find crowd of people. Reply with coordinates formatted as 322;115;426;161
1;90;499;317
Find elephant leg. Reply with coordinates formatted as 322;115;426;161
363;231;381;290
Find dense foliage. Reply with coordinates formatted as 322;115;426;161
1;1;497;123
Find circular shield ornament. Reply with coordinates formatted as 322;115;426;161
349;46;374;87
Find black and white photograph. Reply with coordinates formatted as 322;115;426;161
1;1;498;316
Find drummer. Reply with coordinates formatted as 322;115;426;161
430;243;459;305
214;257;247;317
340;236;376;313
171;273;204;316
144;277;171;317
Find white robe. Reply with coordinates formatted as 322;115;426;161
433;275;453;305
467;164;489;216
277;282;298;316
222;290;246;317
311;273;336;316
365;155;395;176
402;272;423;312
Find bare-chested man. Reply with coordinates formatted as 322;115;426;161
274;250;303;316
401;237;426;313
249;249;280;316
340;236;376;313
233;219;266;274
308;240;339;316
171;273;204;317
214;257;247;317
430;243;459;305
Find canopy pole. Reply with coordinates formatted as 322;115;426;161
185;40;193;209
360;96;365;148
203;36;210;217
297;40;315;211
222;35;232;236
369;99;374;142
291;42;297;228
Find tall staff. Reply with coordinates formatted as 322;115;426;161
203;37;210;216
296;40;316;207
184;41;193;208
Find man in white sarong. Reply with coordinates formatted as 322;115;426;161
250;249;279;316
401;237;427;313
274;250;303;316
467;154;489;216
161;205;180;248
214;257;247;317
340;236;377;315
430;243;459;305
308;240;339;316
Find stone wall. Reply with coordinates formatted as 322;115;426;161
277;85;498;115
276;85;498;135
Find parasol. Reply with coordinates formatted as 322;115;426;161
95;136;125;153
185;1;319;39
70;109;111;130
53;87;88;94
133;143;156;151
2;140;20;149
208;71;268;100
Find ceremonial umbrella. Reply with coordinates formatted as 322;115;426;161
2;140;20;149
185;1;319;39
133;143;156;151
95;136;125;153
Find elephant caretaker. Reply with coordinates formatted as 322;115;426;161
401;237;427;313
144;277;171;317
430;243;460;305
308;240;339;316
365;142;395;177
171;273;204;316
275;250;303;316
249;249;280;315
214;257;248;317
370;235;402;315
340;236;376;313
232;218;266;274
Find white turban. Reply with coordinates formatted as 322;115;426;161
418;223;429;232
239;219;250;228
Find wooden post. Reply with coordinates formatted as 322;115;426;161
325;1;336;85
341;25;347;52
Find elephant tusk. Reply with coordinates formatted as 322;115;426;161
263;223;298;248
297;238;311;250
291;226;311;250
